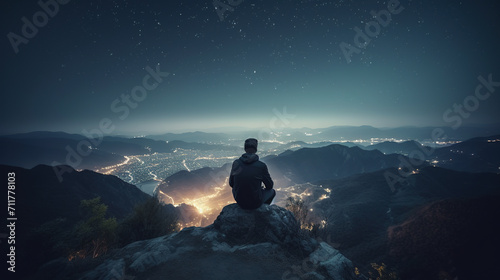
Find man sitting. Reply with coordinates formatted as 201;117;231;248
229;138;276;209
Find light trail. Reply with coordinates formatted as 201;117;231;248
158;190;176;205
194;156;238;161
148;171;158;180
96;156;132;174
182;159;191;172
124;170;133;182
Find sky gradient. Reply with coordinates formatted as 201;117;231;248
1;0;500;134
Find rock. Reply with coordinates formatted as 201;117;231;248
49;204;356;280
309;242;357;280
213;203;300;246
80;259;126;280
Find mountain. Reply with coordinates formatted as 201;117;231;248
430;134;500;173
312;166;500;278
146;131;230;143
317;125;385;140
388;195;500;280
0;132;239;169
99;136;239;155
0;164;150;223
317;125;500;141
0;164;151;278
277;141;361;151
265;144;423;184
143;125;500;144
362;140;428;155
0;137;125;169
2;131;87;140
35;204;357;280
255;125;500;142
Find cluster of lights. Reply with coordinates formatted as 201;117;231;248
95;156;133;174
370;138;406;144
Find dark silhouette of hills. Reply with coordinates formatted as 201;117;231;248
0;132;239;169
146;131;229;143
0;137;125;169
388;195;500;280
430;134;500;173
277;141;361;151
362;140;427;155
265;144;422;184
313;166;500;278
315;125;500;141
259;125;500;142
355;134;500;174
0;164;151;278
3;131;87;140
0;164;150;231
141;125;500;143
99;136;239;155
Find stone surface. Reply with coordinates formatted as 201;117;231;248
40;203;355;280
213;203;300;246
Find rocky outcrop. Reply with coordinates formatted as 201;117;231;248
213;204;301;247
43;203;356;280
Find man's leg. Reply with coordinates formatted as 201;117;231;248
262;189;276;205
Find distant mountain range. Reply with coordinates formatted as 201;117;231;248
430;134;500;173
362;140;426;155
0;136;125;170
146;131;230;143
0;131;239;169
265;144;425;184
145;125;500;143
352;136;500;174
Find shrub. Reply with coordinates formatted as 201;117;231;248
68;197;118;260
118;195;179;245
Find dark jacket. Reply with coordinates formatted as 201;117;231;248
229;153;274;209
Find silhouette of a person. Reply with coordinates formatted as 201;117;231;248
229;138;276;209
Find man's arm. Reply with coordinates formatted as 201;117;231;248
229;160;238;188
262;164;274;190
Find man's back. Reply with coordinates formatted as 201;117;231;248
229;139;274;209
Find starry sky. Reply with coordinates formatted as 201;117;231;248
1;0;499;135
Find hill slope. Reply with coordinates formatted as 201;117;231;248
0;164;151;278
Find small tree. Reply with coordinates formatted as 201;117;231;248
118;195;179;245
285;196;309;228
368;263;400;280
68;197;118;260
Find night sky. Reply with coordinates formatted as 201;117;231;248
1;0;499;135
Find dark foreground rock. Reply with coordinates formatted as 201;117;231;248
37;204;356;280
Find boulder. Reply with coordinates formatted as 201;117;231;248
213;203;301;247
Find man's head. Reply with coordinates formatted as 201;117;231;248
244;138;258;154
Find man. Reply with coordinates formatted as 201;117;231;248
229;138;276;209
